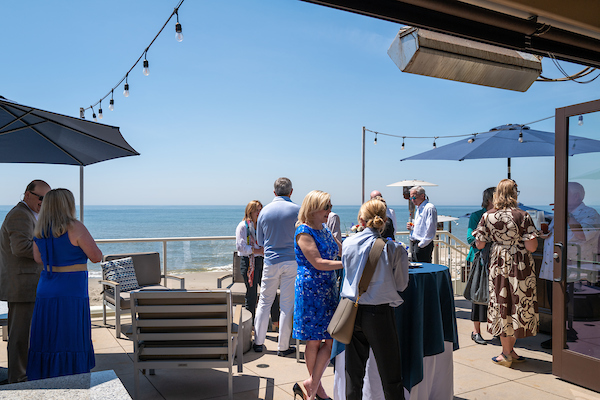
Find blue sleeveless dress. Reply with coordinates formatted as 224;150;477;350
293;224;339;340
27;230;95;381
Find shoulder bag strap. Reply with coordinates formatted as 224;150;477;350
357;238;386;297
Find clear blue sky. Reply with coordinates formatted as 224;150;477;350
1;0;599;207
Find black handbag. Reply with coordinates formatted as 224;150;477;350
463;243;490;305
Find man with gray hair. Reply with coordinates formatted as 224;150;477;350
407;186;437;263
0;179;51;382
254;177;300;356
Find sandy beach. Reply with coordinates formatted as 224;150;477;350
88;271;228;307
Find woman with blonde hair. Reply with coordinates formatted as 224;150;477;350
341;199;409;400
474;179;538;367
27;189;102;380
292;190;342;400
235;200;279;331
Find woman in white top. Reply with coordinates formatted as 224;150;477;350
341;199;409;400
235;200;279;330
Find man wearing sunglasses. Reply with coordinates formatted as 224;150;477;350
406;186;437;263
0;179;51;383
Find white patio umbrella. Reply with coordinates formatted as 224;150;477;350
387;179;438;187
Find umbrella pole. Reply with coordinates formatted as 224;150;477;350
361;126;366;204
508;157;511;179
80;166;84;223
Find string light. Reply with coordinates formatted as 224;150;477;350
91;106;97;122
123;75;130;97
98;101;103;119
142;51;150;76
175;9;183;42
80;0;185;119
578;115;584;126
367;117;554;149
109;90;114;111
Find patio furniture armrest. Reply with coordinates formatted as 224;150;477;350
99;279;121;304
99;279;119;290
162;274;185;289
217;273;233;289
232;304;243;373
232;304;243;336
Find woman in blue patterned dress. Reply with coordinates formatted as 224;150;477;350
292;190;342;400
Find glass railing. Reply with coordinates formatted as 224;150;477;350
94;231;469;295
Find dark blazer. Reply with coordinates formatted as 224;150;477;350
0;202;42;302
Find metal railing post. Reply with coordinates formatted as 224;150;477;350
163;240;168;286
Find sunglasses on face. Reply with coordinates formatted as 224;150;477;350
410;196;417;200
324;203;332;211
29;191;44;201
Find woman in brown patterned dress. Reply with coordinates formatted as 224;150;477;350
474;179;539;368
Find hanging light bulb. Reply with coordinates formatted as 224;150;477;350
578;115;584;126
98;101;103;119
401;137;405;150
175;23;183;42
468;134;476;143
143;57;150;76
433;137;437;149
175;10;183;42
123;76;130;97
374;134;377;145
92;106;97;122
79;107;85;119
109;90;114;111
518;132;523;143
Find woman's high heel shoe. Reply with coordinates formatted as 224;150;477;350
293;383;309;400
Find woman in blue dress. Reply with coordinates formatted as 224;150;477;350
27;189;103;380
292;190;342;400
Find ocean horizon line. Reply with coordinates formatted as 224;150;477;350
0;203;529;208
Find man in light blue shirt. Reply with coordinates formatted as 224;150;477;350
254;177;300;356
407;186;437;263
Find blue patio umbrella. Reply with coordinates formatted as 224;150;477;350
0;96;139;221
400;124;600;178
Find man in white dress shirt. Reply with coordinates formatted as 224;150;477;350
406;186;437;263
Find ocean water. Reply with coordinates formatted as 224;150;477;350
0;204;554;278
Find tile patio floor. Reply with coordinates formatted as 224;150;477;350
0;297;599;399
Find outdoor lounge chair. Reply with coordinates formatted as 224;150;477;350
100;252;185;338
216;251;246;305
130;289;243;400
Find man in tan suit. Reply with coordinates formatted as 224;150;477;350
0;180;51;383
